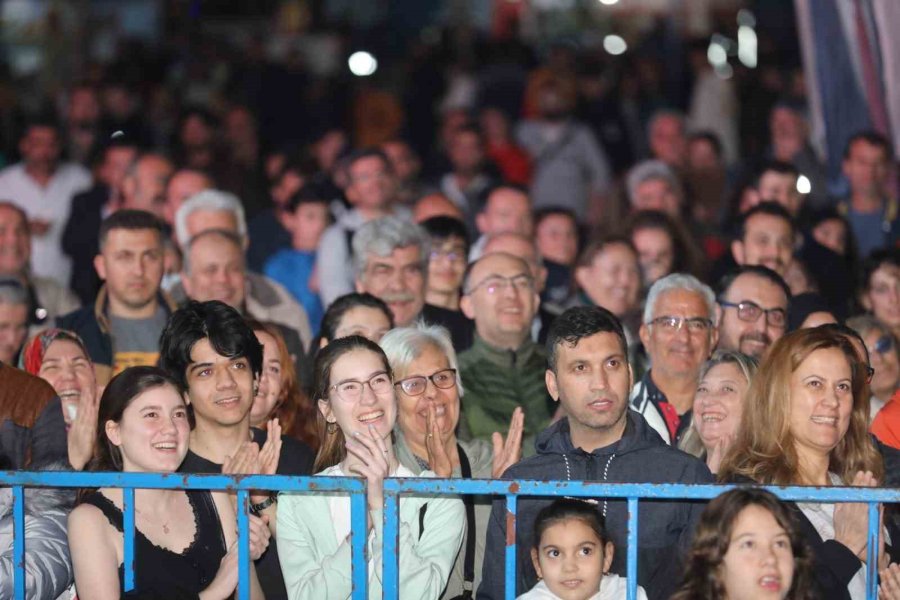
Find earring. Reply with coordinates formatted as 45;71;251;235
326;421;338;434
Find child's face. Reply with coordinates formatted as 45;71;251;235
720;504;795;600
289;202;330;251
530;519;613;600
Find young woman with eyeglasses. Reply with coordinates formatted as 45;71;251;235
276;335;464;599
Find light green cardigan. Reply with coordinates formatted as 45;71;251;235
276;464;465;600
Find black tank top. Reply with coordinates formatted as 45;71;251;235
82;490;227;598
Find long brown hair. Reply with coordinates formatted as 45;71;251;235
671;488;816;600
718;327;883;485
312;335;393;472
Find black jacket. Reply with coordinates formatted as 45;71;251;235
476;411;713;600
61;184;107;305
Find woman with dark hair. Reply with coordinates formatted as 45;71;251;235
625;210;704;286
316;292;394;349
859;249;900;342
277;336;464;599
718;328;885;599
68;366;270;599
672;488;816;600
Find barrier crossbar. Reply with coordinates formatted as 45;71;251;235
3;472;899;600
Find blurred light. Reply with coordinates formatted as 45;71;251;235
348;51;378;77
797;175;812;195
603;35;627;55
737;9;756;27
598;0;619;4
707;41;727;67
738;25;757;68
714;63;734;79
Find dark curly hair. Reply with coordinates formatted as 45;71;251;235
671;488;817;600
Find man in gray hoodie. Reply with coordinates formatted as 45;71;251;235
476;305;713;600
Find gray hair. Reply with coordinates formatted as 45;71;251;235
0;278;28;306
352;215;430;279
379;322;464;397
643;273;716;323
174;189;247;249
625;159;681;205
182;228;245;275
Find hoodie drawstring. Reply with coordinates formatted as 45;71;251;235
563;452;616;517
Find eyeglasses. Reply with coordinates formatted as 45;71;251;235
872;335;895;355
430;248;465;263
329;372;393;401
648;316;713;334
394;368;457;396
717;300;787;328
465;274;534;295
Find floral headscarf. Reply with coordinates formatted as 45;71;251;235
18;328;91;376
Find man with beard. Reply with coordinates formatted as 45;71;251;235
715;266;790;359
731;201;796;278
477;305;712;600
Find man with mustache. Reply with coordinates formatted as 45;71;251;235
715;265;790;360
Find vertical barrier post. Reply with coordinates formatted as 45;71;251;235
350;488;369;600
123;486;135;592
237;490;250;600
867;502;880;600
627;497;639;600
383;491;400;599
505;494;518;600
12;485;24;600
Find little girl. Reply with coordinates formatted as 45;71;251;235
519;498;647;600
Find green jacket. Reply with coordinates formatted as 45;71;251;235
458;335;554;441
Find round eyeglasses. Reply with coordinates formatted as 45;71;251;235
394;368;457;396
329;372;393;402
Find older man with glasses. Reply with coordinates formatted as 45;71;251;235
631;273;718;445
458;252;555;443
715;265;791;360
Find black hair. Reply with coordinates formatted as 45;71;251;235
346;147;392;174
860;247;900;293
158;300;263;391
532;498;611;549
844;130;894;161
716;265;791;304
98;209;165;251
818;322;871;364
687;131;723;158
420;216;471;251
285;182;330;214
625;210;699;276
318;293;394;345
545;305;628;372
754;160;799;187
534;206;578;231
20;113;61;138
737;201;796;239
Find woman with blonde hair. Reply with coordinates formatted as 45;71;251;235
718;327;884;599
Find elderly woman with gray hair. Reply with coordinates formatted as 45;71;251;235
379;323;523;599
678;350;758;474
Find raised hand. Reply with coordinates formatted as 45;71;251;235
834;470;879;562
67;384;100;471
705;433;733;475
880;563;900;599
247;514;271;560
258;419;283;475
491;407;524;478
425;403;452;478
222;441;262;476
345;425;392;530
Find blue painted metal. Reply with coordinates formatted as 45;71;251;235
626;497;638;600
383;491;400;600
867;502;880;600
122;487;135;591
350;491;369;600
237;490;250;600
504;494;517;600
12;486;24;600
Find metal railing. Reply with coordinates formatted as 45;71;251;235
3;472;899;600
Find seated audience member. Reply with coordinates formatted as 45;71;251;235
421;216;470;312
57;210;175;386
783;258;820;298
248;319;319;451
625;160;683;217
68;366;269;599
469;185;534;260
755;160;803;217
0;203;79;329
715;266;790;359
317;292;394;348
731;201;796;278
718;327;884;599
534;207;579;308
480;106;532;186
173;189;313;350
264;184;331;335
381;138;424;206
381;324;523;597
858;248;900;342
632;274;718;445
247;161;308;271
159;300;314;600
459;252;554;441
678;350;758;474
787;292;837;331
277;335;464;600
163;168;214;228
626;210;703;287
684;131;728;226
671;488;816;600
647;109;687;170
118;152;174;218
0;279;29;365
438;124;497;226
809;207;852;259
847;315;900;420
521;499;647;600
317;149;405;306
19;328;99;470
478;305;712;600
413;192;465;224
798;209;856;319
0;454;75;600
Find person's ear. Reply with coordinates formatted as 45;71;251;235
319;337;329;350
105;419;122;447
355;278;366;293
318;398;334;424
731;240;745;265
530;548;543;579
94;254;107;281
602;541;614;573
475;212;488;235
574;265;590;291
638;322;650;349
860;291;872;312
714;303;723;327
545;369;559;402
460;294;475;320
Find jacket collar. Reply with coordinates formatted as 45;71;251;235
93;284;177;333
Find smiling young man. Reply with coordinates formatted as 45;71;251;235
476;305;712;600
159;300;313;600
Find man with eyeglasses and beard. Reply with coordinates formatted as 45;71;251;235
715;266;791;360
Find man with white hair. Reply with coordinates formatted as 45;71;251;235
630;273;718;445
0;279;29;364
171;189;313;349
625;160;684;217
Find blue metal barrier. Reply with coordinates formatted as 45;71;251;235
2;472;898;600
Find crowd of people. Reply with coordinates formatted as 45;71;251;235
1;23;900;600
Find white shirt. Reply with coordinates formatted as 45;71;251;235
0;162;91;284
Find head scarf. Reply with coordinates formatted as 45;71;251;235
18;328;91;376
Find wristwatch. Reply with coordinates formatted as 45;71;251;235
250;493;277;515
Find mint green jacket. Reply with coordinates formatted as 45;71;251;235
276;464;465;600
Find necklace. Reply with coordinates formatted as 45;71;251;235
136;508;172;534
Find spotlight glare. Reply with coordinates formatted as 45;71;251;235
348;51;377;77
603;35;627;55
797;175;812;195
